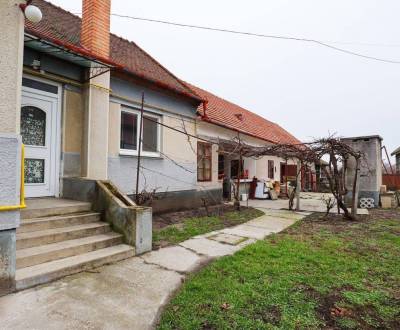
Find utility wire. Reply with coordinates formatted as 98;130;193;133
110;13;400;64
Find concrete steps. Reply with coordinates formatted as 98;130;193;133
21;199;92;219
16;245;135;291
17;222;111;250
16;232;123;269
18;212;101;233
16;198;135;291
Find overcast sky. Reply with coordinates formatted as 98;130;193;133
50;0;400;162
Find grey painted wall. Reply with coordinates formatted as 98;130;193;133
62;152;81;178
0;134;21;230
108;156;197;194
0;229;16;295
110;77;197;118
132;188;223;214
0;134;20;296
108;76;202;196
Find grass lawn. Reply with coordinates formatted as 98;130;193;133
153;207;264;248
158;209;400;329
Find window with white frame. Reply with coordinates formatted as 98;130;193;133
120;107;161;157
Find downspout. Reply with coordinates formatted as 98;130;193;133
201;99;209;120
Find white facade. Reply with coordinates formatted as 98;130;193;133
197;121;297;190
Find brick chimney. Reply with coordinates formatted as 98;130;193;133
81;0;111;58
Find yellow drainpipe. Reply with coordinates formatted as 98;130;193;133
0;144;26;212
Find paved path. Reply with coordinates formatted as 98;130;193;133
0;209;307;330
246;192;369;215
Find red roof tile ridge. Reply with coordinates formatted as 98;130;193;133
178;80;206;102
33;0;81;21
110;33;201;100
188;82;278;125
186;82;302;145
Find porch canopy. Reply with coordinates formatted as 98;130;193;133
24;33;119;80
199;136;260;158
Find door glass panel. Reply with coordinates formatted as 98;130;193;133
21;106;46;146
24;159;45;184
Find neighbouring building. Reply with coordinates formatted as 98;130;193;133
188;83;304;199
314;159;330;192
343;135;383;207
391;147;400;174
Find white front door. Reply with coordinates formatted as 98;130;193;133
21;90;59;197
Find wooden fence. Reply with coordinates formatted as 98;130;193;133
382;174;400;191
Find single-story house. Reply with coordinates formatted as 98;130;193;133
21;0;306;211
0;0;305;293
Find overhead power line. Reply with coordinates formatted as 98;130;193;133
110;13;400;64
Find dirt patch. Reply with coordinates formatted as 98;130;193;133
254;306;281;325
285;209;400;238
297;285;360;329
153;204;251;230
295;262;400;329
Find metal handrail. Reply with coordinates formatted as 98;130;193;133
0;144;26;211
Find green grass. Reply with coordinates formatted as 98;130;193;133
158;212;400;329
153;208;264;247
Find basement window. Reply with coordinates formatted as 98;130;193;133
120;107;161;157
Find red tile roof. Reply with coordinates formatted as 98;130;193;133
26;1;299;145
188;83;301;145
26;0;202;102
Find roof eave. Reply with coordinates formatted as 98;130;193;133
117;67;205;104
391;147;400;156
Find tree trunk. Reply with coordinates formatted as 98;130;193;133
295;160;301;211
351;157;360;219
324;153;355;220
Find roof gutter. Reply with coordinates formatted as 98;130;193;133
202;100;209;119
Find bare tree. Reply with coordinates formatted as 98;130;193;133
321;195;337;217
235;136;364;220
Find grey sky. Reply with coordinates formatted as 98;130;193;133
49;0;400;163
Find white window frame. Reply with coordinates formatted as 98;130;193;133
119;107;161;158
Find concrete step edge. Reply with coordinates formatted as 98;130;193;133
21;203;92;220
16;245;135;291
21;212;101;224
18;213;102;234
17;222;110;240
16;222;111;250
16;233;124;269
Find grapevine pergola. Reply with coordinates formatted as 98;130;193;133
222;137;364;220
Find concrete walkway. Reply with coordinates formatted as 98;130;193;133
246;192;369;215
0;209;307;330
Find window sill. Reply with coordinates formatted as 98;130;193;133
119;150;162;159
